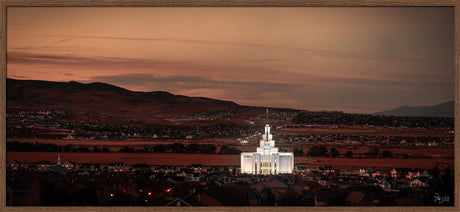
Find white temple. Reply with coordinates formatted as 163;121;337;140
240;109;294;175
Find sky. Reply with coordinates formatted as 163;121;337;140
6;7;455;113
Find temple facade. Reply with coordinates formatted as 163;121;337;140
240;110;294;175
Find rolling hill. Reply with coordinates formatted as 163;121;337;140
374;101;455;118
6;78;246;122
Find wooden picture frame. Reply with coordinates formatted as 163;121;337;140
1;0;458;211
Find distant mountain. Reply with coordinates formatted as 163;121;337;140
374;101;455;118
6;78;246;122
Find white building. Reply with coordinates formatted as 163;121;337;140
240;110;294;175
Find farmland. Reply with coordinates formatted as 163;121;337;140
7;152;453;171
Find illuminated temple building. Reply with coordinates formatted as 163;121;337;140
240;109;294;175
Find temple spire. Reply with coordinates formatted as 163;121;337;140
265;108;269;124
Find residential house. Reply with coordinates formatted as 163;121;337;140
6;176;42;206
63;161;75;171
131;164;151;173
376;179;401;192
409;177;428;188
391;168;407;179
318;166;335;175
157;166;177;174
108;163;125;172
7;160;21;170
250;178;290;201
197;185;250;206
79;163;101;173
37;161;51;170
359;167;375;177
295;166;308;174
165;197;193;206
207;166;229;174
187;164;203;173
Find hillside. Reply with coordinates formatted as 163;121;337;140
7;78;245;122
374;101;455;118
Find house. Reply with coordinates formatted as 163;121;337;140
78;170;90;175
376;180;391;191
79;163;101;173
391;168;407;179
207;166;229;174
108;163;125;172
165;197;192;206
359;167;375;177
63;161;75;171
298;180;323;193
187;164;203;173
131;164;151;173
409;177;428;188
46;164;69;175
250;178;290;201
186;173;201;182
317;177;334;188
7;160;21;170
37;161;51;170
197;185;250;206
376;180;400;192
295;166;308;174
6;177;42;206
157;166;177;174
318;166;335;175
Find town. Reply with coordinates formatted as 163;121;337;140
6;156;454;206
6;109;454;206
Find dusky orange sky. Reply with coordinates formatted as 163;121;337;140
7;7;455;113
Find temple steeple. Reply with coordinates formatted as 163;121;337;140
265;108;269;124
241;108;294;175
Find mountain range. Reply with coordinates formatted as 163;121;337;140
7;78;454;121
374;101;455;118
6;78;249;123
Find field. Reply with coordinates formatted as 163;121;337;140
278;127;454;137
7;152;453;171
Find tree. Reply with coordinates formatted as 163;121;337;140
200;144;217;154
153;145;166;153
432;166;440;180
168;142;185;153
330;148;339;158
444;166;452;177
260;187;275;206
365;147;379;158
293;147;304;157
118;146;134;152
319;146;328;157
345;151;353;158
308;145;328;157
219;145;229;154
382;150;393;158
186;143;200;153
219;145;241;154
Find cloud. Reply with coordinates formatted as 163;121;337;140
7;51;453;113
33;35;448;66
88;73;294;98
85;72;454;113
